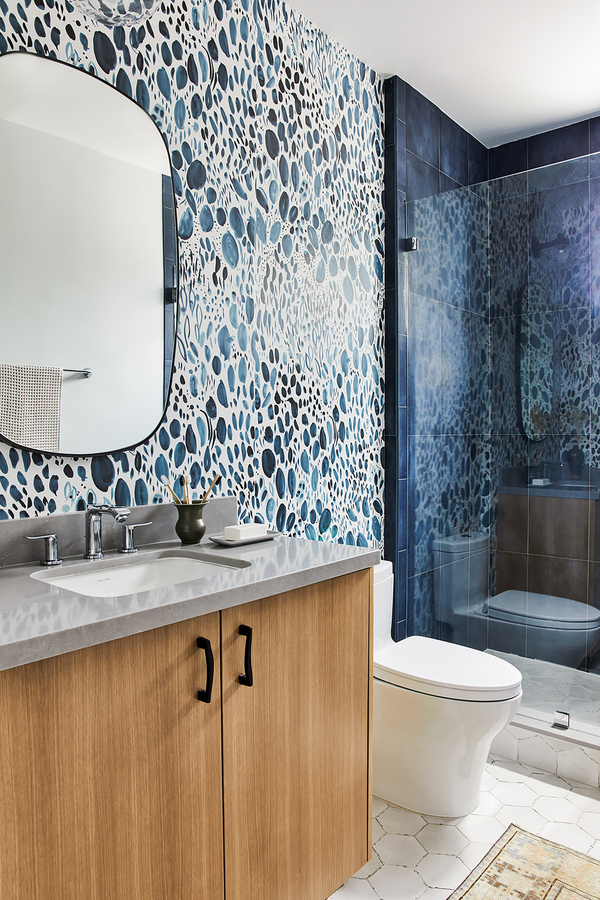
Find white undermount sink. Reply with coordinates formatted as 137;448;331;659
31;551;250;598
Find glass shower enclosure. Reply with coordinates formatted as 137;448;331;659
406;151;600;742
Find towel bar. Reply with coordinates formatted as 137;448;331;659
64;368;92;378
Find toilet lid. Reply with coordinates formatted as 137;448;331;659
487;591;600;631
374;636;522;702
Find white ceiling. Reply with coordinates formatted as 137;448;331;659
287;0;600;148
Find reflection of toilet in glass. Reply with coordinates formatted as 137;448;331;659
373;561;522;817
434;534;600;669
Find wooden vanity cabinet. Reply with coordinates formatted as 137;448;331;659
0;569;372;900
0;611;225;900
222;570;372;900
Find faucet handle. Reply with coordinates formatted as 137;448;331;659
25;534;63;567
120;521;152;554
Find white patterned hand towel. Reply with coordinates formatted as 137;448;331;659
0;363;62;451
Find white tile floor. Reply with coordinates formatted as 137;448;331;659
329;755;600;900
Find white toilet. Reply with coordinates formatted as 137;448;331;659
372;560;522;818
433;534;600;668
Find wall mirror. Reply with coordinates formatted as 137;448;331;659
0;52;177;456
517;283;554;442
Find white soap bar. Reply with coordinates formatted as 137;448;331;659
223;523;269;541
531;478;551;486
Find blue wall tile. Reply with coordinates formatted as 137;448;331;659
590;117;600;154
440;113;469;186
407;152;440;201
398;337;407;408
489;138;528;179
398;406;407;477
528;180;590;311
406;84;440;169
528;120;589;170
468;134;489;186
527;157;589;193
408;433;443;578
396;121;407;193
393;619;407;641
408;293;442;436
392;548;407;640
397;478;407;550
407;569;434;637
407;194;441;300
440;172;461;194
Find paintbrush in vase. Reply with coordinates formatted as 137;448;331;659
161;475;181;504
180;474;191;504
201;473;221;504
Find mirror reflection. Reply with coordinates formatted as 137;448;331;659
0;53;177;456
517;283;554;442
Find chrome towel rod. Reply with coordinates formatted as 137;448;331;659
64;368;92;378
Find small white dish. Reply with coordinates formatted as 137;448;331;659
208;531;280;547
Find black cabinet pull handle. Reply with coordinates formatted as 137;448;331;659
238;624;253;687
196;636;214;703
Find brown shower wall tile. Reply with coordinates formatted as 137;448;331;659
496;550;528;594
497;494;528;554
528;496;593;561
527;554;594;606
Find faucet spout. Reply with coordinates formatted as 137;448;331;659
84;504;131;560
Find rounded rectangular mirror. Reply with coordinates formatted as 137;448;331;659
0;52;178;456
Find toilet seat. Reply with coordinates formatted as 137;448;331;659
487;591;600;631
374;636;522;702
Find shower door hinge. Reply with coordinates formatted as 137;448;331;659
552;711;570;731
402;237;419;252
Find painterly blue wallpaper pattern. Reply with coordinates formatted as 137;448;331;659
0;0;385;546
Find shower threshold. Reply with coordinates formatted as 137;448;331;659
486;649;600;751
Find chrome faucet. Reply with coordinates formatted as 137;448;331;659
84;504;130;560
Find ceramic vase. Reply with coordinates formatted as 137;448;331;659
175;501;207;544
566;444;585;480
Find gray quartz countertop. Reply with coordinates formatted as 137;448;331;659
0;535;379;672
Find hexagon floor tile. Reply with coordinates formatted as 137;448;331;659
329;757;600;900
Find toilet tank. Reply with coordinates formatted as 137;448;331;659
433;533;489;622
373;560;394;651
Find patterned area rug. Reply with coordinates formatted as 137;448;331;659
450;825;600;900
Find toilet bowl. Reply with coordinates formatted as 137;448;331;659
372;561;522;818
433;534;600;668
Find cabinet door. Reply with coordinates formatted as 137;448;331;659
0;613;223;900
221;570;372;900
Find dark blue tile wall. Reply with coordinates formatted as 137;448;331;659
528;121;590;170
489;118;597;180
406;85;440;171
489;139;528;180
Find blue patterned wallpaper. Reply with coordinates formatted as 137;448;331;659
0;0;385;546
